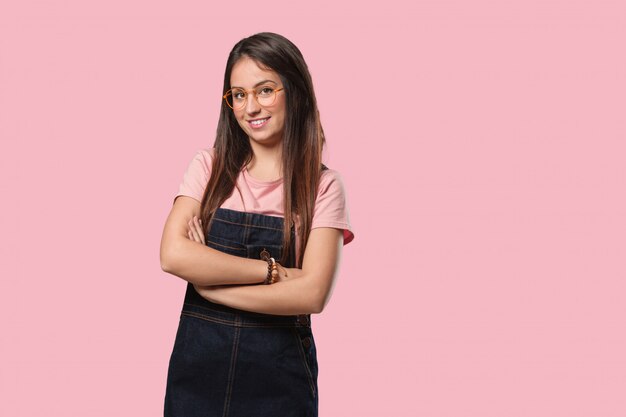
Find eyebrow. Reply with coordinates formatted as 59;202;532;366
231;79;278;89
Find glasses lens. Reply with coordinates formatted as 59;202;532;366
256;86;276;106
225;89;246;109
224;91;234;108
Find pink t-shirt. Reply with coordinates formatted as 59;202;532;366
174;148;354;245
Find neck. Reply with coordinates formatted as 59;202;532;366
247;140;283;181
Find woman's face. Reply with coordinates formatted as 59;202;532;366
229;56;286;147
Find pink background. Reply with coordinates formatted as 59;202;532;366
1;1;625;416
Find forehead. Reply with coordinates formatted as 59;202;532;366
230;57;280;88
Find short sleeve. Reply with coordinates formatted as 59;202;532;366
173;148;214;204
312;169;355;245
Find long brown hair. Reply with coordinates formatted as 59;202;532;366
199;32;325;267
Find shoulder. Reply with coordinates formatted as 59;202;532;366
317;168;347;196
190;147;215;173
174;147;216;204
184;147;216;180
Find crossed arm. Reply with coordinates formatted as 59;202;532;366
160;196;344;315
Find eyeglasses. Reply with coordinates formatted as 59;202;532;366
223;85;284;110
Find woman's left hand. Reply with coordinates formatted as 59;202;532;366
187;215;205;245
187;216;218;301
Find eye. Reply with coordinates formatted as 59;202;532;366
257;86;275;97
232;89;246;100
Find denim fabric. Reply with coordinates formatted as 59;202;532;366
164;208;318;417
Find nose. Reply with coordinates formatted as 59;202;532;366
244;93;261;115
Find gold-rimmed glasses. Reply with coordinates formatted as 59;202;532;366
223;85;284;110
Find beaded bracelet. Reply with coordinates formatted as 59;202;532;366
264;257;278;285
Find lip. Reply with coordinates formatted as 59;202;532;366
247;116;270;129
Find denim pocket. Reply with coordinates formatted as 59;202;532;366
246;244;283;263
205;234;247;257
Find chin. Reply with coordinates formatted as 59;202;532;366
250;133;281;145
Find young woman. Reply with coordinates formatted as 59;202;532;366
159;32;354;417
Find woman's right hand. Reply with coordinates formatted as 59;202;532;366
187;215;205;245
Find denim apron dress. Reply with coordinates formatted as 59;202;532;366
164;207;318;417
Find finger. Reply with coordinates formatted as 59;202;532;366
193;216;205;245
188;228;201;243
188;218;202;243
198;218;205;245
191;216;204;245
274;263;287;282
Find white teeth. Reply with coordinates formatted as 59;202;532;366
250;118;269;126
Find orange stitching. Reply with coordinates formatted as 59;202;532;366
292;328;317;398
222;324;240;417
181;310;298;328
206;239;245;251
213;217;284;232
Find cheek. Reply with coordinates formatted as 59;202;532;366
234;110;247;125
274;105;286;124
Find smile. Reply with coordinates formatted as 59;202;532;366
248;117;270;128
